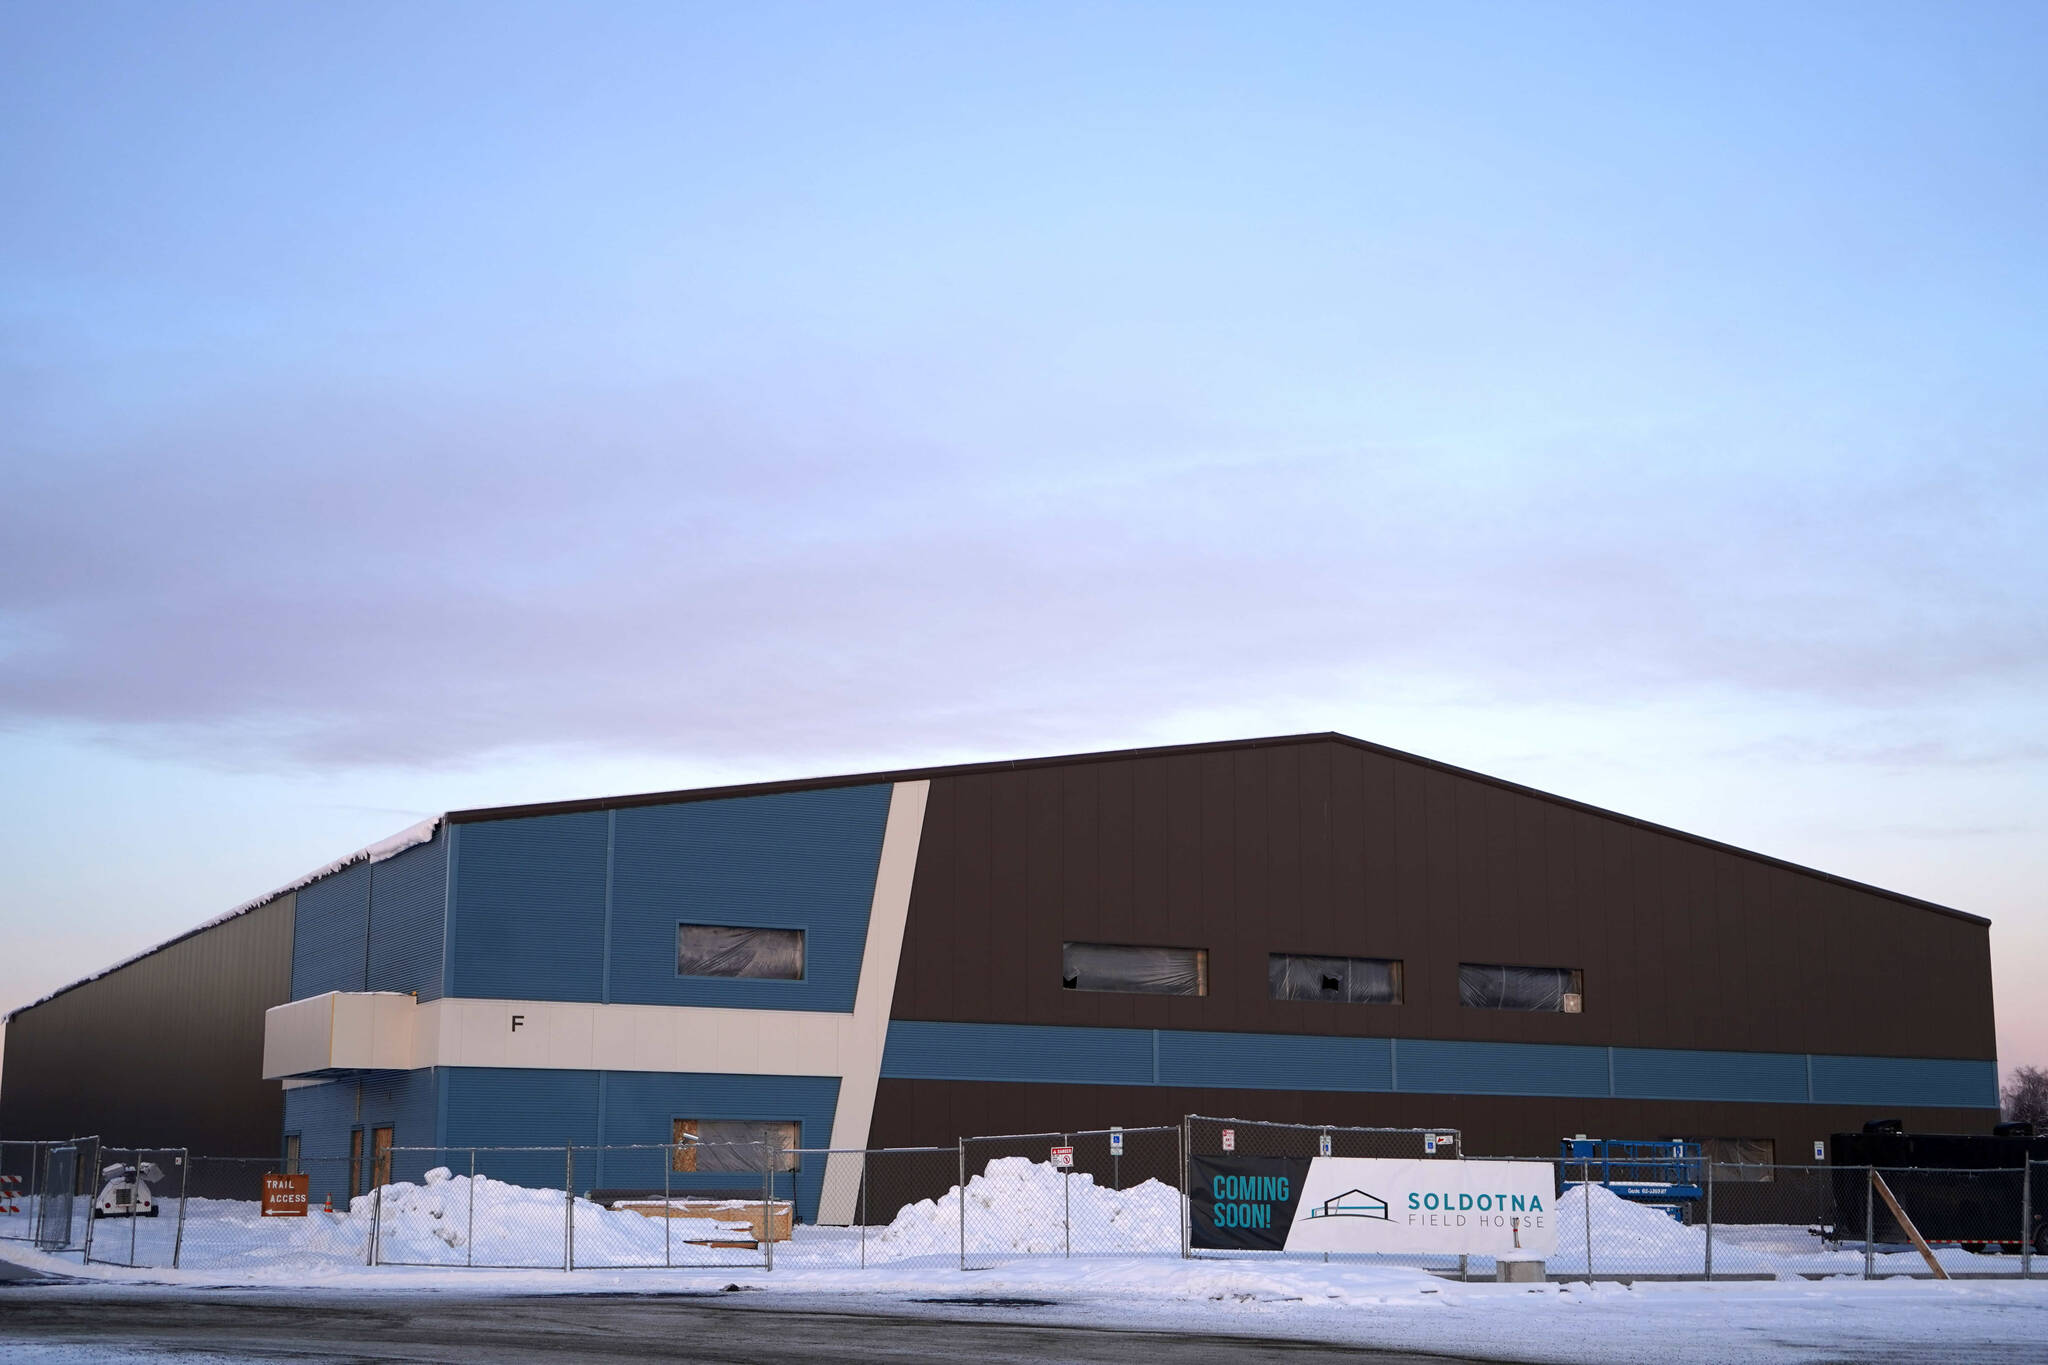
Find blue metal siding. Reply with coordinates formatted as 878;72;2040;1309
367;835;449;1000
283;1079;361;1159
883;1020;1157;1085
1809;1054;2000;1109
1156;1030;1395;1092
442;1067;601;1189
1612;1047;1811;1103
1387;1040;1614;1097
883;1023;1989;1109
599;1071;840;1221
291;862;371;998
608;785;891;1012
448;812;608;1002
283;1070;442;1192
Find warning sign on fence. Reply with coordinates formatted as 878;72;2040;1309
261;1172;309;1217
1050;1146;1074;1168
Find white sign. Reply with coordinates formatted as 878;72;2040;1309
1051;1146;1074;1168
1284;1158;1557;1257
1438;1134;1457;1150
1318;1133;1332;1157
1109;1128;1123;1155
1813;1141;1826;1161
1423;1134;1438;1154
1221;1128;1236;1152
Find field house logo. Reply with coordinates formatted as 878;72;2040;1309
1305;1187;1389;1222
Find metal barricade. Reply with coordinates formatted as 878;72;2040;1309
32;1137;98;1256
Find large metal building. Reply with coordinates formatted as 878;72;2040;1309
1;733;2000;1219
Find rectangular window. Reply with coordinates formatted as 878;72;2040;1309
1061;942;1208;996
671;1118;801;1172
1702;1137;1776;1182
1269;953;1403;1004
283;1134;301;1177
370;1126;394;1190
1458;963;1584;1012
677;924;804;980
347;1128;363;1198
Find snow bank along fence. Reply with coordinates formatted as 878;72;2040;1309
6;1131;2044;1281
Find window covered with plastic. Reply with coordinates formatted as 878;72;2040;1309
1702;1136;1775;1182
1061;942;1207;995
1269;953;1402;1004
677;924;804;980
1457;962;1583;1012
671;1118;801;1172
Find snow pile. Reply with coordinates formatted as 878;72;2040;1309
1553;1183;1707;1272
866;1156;1180;1260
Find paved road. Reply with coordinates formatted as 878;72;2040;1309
2;1287;1508;1364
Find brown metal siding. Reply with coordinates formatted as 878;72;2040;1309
0;896;293;1155
891;739;1995;1061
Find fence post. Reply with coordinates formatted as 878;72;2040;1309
662;1142;671;1270
1703;1156;1713;1281
129;1150;141;1268
564;1146;574;1272
172;1151;188;1270
1582;1159;1593;1282
762;1139;775;1273
81;1146;97;1265
1179;1115;1191;1260
957;1140;967;1272
1062;1133;1071;1260
26;1143;40;1248
368;1182;381;1267
1864;1166;1875;1280
859;1150;868;1271
465;1149;475;1269
2021;1160;2032;1280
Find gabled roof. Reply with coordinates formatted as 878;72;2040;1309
10;730;1986;1020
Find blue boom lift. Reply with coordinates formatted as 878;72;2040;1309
1558;1138;1705;1222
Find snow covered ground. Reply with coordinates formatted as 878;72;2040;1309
6;1159;2047;1362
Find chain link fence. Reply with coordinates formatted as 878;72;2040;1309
79;1148;187;1268
957;1127;1183;1270
9;1130;2041;1284
0;1137;100;1255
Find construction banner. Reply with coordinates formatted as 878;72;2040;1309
1191;1156;1557;1255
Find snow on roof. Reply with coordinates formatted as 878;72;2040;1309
7;816;442;1020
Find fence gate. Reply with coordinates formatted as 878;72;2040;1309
34;1139;98;1254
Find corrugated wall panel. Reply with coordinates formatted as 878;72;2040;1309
1155;1030;1395;1092
882;1020;1156;1085
442;1066;600;1189
1612;1047;1810;1103
608;785;891;1011
292;862;371;998
367;834;448;1000
1809;1054;1999;1109
448;812;607;1002
1;897;295;1154
1381;1039;1611;1097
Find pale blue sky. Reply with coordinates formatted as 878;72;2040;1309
3;1;2044;1074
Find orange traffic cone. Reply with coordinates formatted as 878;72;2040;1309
323;1192;333;1213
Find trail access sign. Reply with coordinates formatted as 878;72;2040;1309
1051;1146;1074;1168
261;1172;310;1217
1190;1156;1555;1256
